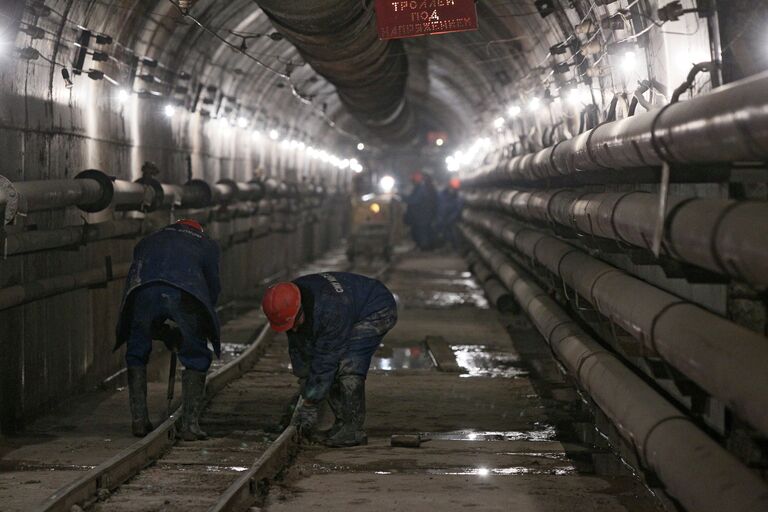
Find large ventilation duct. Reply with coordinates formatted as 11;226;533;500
255;0;416;142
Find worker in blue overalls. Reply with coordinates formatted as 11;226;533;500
115;219;221;440
262;272;398;447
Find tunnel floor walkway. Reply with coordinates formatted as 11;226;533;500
261;253;662;511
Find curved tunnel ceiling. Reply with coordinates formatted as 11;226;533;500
37;0;569;152
9;0;655;159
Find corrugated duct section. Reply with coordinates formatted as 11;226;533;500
254;0;416;143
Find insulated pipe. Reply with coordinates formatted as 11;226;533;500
465;71;768;186
463;209;768;436
3;219;149;257
254;0;416;142
467;258;517;312
464;189;768;285
461;227;768;512
0;262;131;311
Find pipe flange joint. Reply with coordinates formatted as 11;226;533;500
0;175;19;225
74;169;115;213
182;179;213;209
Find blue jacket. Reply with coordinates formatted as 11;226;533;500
287;272;394;401
404;182;438;226
436;189;464;229
115;224;222;355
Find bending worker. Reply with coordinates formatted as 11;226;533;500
262;272;398;447
115;219;221;440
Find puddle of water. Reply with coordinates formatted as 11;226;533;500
371;346;435;370
426;466;577;476
423;426;557;442
399;291;489;309
371;465;575;476
451;345;528;378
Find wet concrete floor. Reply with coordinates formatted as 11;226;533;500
262;253;663;512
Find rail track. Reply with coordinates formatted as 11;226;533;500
36;259;389;512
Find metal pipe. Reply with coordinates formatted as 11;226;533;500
0;262;130;311
466;71;768;186
464;188;768;285
461;225;768;512
463;209;768;436
3;219;149;257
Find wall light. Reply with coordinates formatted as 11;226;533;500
493;116;505;129
163;104;176;118
357;142;365;151
117;89;131;104
379;175;395;193
436;138;444;146
269;129;279;140
621;51;637;73
507;105;521;117
237;117;249;128
528;97;541;112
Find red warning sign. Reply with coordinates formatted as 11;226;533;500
375;0;479;40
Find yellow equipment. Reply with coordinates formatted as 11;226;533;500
347;193;403;262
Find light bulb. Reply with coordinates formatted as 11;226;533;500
357;142;365;151
507;105;521;117
379;175;395;193
528;97;541;111
163;104;176;118
269;129;279;140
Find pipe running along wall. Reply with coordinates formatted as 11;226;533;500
463;188;768;285
465;71;768;186
462;208;768;437
254;0;416;142
461;224;768;512
0;172;327;310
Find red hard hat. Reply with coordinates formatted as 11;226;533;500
411;171;424;184
176;219;204;232
262;282;302;332
449;178;461;190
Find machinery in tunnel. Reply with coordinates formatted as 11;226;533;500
1;0;768;511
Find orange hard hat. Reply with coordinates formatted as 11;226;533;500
176;219;203;232
411;171;424;183
262;282;302;332
449;178;461;190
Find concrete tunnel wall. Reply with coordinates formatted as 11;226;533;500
0;1;354;433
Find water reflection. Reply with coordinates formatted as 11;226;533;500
371;346;434;370
451;345;528;378
423;426;557;442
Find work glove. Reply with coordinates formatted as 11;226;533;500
294;401;319;442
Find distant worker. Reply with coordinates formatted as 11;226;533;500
115;219;221;440
403;171;438;250
262;272;398;447
435;178;464;250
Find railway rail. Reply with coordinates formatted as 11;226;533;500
36;259;389;512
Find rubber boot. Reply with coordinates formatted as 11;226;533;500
179;369;208;441
127;366;154;437
313;380;344;442
324;375;367;447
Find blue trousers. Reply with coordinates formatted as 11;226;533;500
124;284;213;372
337;303;398;377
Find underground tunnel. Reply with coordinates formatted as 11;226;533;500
0;0;767;511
